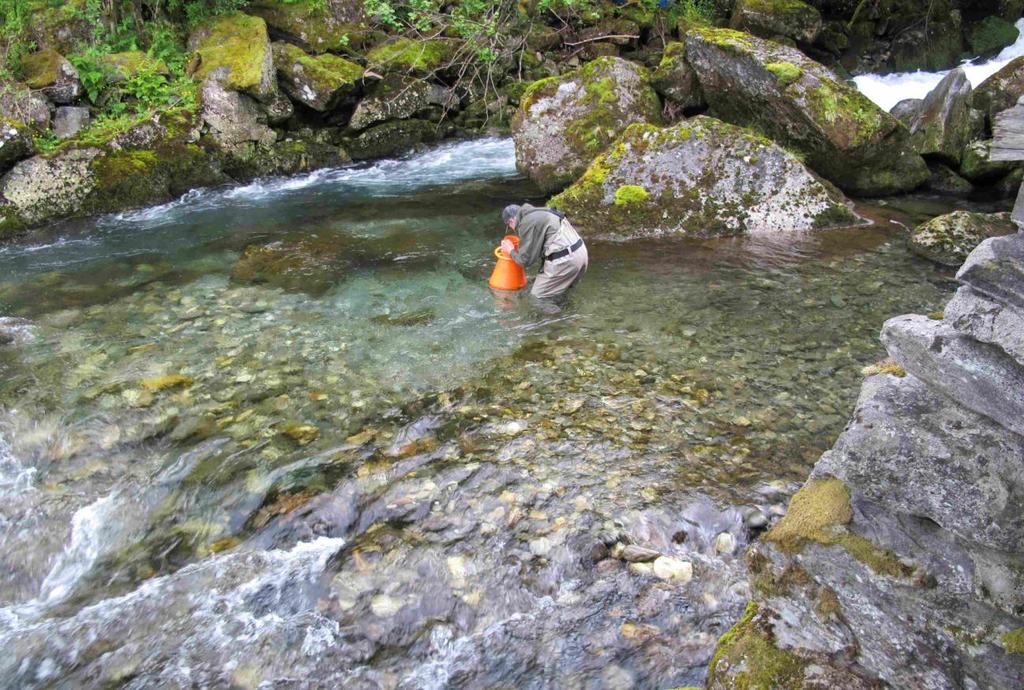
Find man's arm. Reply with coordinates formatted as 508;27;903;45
510;215;549;267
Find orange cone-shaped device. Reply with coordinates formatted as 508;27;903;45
489;234;527;291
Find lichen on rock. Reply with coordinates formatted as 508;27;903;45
909;210;1016;266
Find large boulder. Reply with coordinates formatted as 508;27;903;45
198;79;277;149
973;56;1024;124
0;119;35;175
909;210;1016;266
348;75;449;131
189;12;277;103
0;84;51;132
511;56;662;193
19;49;81;104
272;42;363;112
0;148;102;224
684;27;929;196
729;0;822;44
365;37;461;77
344;119;444;160
249;0;367;53
650;42;705;111
967;15;1020;57
549;116;857;238
907;68;974;164
959;139;1021;181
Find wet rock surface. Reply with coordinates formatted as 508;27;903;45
908;210;1015;266
710;232;1024;689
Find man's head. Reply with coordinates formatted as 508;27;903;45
502;204;521;232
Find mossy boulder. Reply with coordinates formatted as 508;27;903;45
189;12;278;103
198;79;277;150
651;42;705;110
959;139;1022;182
219;138;350;180
706;603;811;690
0;119;35;175
974;56;1024;124
249;0;367;53
348;75;449;131
365;37;461;77
907;68;975;165
925;161;974;196
0;148;102;225
98;51;170;84
344;119;443;160
549;116;856;239
19;49;82;104
511;56;662;194
684;27;929;195
909;210;1016;266
272;42;363;112
968;15;1020;57
0;83;51;132
729;0;822;44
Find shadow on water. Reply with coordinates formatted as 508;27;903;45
0;138;981;688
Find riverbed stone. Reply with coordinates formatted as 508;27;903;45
20;48;82;105
908;211;1015;266
231;234;355;295
272;42;363;112
684;26;929;195
512;56;662;193
53;106;91;139
729;0;822;44
652;556;693;582
651;42;705;110
189;12;277;103
908;68;974;164
550;116;857;238
881;314;1024;437
974;55;1024;124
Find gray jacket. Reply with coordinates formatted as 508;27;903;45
510;204;582;267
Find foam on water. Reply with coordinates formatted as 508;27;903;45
855;18;1024;111
37;492;120;603
0;432;35;499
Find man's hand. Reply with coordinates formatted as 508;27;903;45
501;239;516;256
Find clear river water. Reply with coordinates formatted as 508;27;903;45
0;137;993;688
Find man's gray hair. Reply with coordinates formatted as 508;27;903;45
502;204;521;225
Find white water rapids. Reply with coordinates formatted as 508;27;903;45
855;18;1024;110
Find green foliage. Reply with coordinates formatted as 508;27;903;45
69;48;113;103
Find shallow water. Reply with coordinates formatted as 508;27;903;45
855;18;1024;110
0;138;965;687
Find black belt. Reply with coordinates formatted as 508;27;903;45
545;238;583;262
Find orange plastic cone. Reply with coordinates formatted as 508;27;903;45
489;235;527;291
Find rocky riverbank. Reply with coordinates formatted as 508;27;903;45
707;230;1024;688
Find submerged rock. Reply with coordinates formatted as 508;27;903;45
550;116;856;238
684;27;929;195
512;56;662;193
908;210;1015;266
231;234;355;295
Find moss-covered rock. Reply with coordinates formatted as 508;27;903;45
549;116;856;238
365;37;461;76
959;139;1022;182
974;55;1024;124
706;602;810;690
348;75;443;131
0;148;101;225
925;161;974;196
98;51;170;84
189;12;277;103
907;68;975;165
19;48;82;104
651;42;705;110
0;119;35;175
511;56;662;194
344;119;443;160
684;26;929;195
219;137;350;180
198;79;277;150
968;15;1020;57
272;42;363;112
909;210;1016;266
729;0;822;44
249;0;367;53
0;83;51;132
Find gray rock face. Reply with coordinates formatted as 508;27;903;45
956;232;1024;310
0;120;35;174
882;314;1024;437
729;0;822;43
974;55;1024;124
198;79;277;149
945;286;1024;366
272;41;363;113
0;148;100;224
0;85;51;132
908;68;974;164
511;56;662;193
684;27;928;196
909;210;1015;266
53;106;91;139
890;97;922;127
550;116;857;238
348;75;441;132
651;42;704;110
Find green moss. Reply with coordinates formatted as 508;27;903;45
766;61;802;88
520;75;561;112
249;0;361;53
20;48;65;89
0;205;26;241
192;12;270;94
707;601;808;688
804;78;891;147
767;478;915;578
366;37;458;74
99;51;169;82
689;27;755;54
812;203;857;228
968;16;1020;56
613;184;650;206
1002;628;1024;654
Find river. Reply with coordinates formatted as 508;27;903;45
0;137;980;687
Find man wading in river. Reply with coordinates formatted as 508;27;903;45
501;204;588;307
